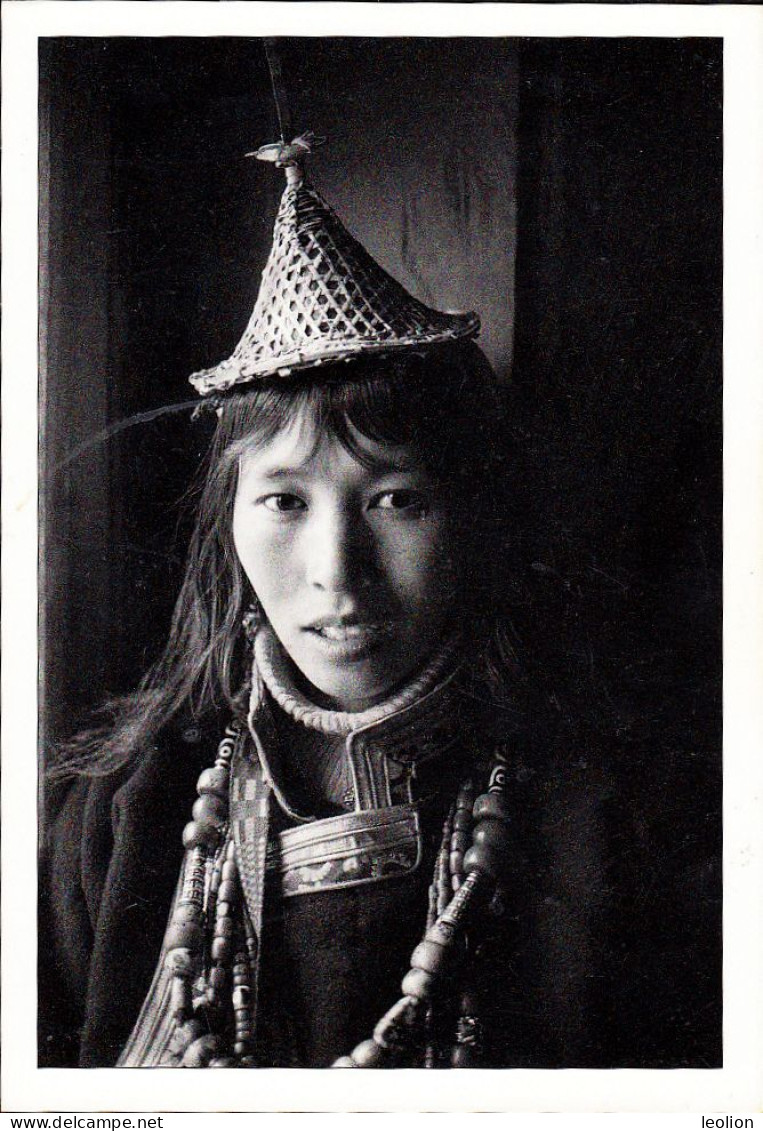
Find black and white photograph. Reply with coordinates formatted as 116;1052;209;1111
3;0;763;1118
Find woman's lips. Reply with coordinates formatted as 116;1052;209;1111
303;622;391;661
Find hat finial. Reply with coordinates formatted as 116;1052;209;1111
190;134;480;394
248;130;325;186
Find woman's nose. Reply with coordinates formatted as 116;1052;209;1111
305;507;372;594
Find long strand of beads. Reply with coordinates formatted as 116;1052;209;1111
232;940;256;1065
207;837;238;1009
163;724;237;1065
332;748;512;1068
449;779;474;893
449;748;510;1067
423;805;455;1068
437;804;455;916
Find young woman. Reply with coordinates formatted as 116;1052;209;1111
41;139;592;1070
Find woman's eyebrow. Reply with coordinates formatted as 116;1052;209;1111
251;455;423;480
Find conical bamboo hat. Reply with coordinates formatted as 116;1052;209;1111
189;135;480;395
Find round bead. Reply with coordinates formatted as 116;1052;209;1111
182;821;218;850
165;922;204;951
234;1041;251;1057
215;901;233;921
463;844;502;883
197;766;229;798
182;1034;222;1068
209;1057;236;1068
192;795;227;827
164;947;195;976
168;1018;203;1055
373;996;422;1049
473;793;511;824
401;966;438;1000
349;1039;387;1068
332;1057;357;1068
410;938;449;976
473;818;513;853
211;937;232;964
239;1055;257;1067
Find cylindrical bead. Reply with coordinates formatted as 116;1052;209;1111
452;808;472;832
473;793;511;824
197;766;229;798
232;986;252;1009
173;902;202;924
209;966;227;991
451;1044;480;1068
349;1039;388;1068
211;937;232;964
401;966;438;1000
165;922;204;951
450;830;469;853
170;978;191;1020
222;860;238;881
218;879;238;903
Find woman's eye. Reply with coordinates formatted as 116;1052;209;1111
261;493;306;513
373;490;428;514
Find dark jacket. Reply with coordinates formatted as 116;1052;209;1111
39;699;721;1069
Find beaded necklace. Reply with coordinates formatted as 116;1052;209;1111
159;718;512;1069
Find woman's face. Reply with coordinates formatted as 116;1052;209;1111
232;410;461;710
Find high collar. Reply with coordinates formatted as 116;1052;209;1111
253;624;462;737
248;626;470;818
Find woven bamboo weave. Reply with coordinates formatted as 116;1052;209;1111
190;180;479;394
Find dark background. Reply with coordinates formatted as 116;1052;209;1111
39;38;722;1066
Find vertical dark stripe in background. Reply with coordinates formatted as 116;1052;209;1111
511;39;722;1065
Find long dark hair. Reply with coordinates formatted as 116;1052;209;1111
53;342;517;778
